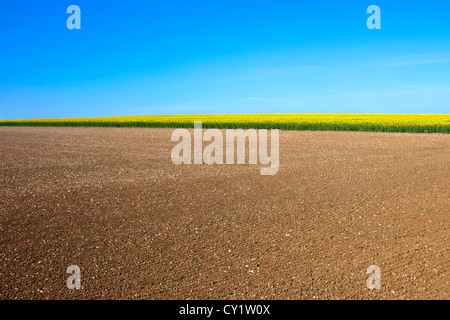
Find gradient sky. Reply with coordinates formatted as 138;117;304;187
1;0;449;119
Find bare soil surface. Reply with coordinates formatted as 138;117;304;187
0;127;448;300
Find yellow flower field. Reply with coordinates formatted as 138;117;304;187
1;114;449;133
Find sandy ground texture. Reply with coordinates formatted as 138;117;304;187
0;127;448;300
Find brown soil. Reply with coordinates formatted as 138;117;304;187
0;127;448;300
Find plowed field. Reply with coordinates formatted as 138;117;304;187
0;127;448;299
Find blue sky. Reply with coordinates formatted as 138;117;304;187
1;0;449;119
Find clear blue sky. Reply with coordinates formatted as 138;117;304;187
1;0;449;119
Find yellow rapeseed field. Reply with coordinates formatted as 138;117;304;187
1;114;449;133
